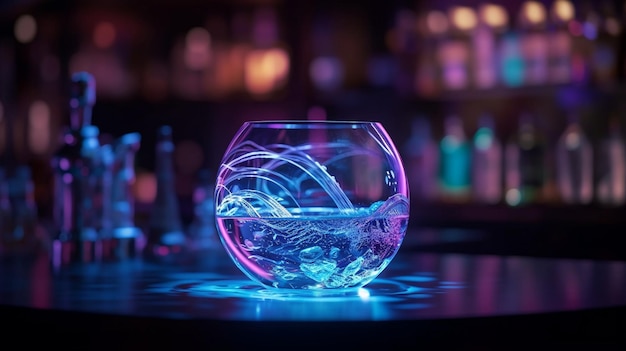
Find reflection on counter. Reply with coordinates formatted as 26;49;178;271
1;247;625;322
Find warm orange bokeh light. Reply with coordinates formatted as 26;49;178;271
552;0;575;23
450;6;477;32
523;1;547;25
244;48;289;96
480;4;508;29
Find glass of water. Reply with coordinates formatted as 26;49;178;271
214;120;409;291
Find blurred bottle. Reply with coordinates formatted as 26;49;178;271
404;116;439;202
0;168;13;251
439;115;471;201
556;113;593;204
51;72;101;263
590;1;621;85
547;0;575;84
109;132;143;259
471;114;502;204
438;6;476;90
146;125;186;257
390;9;418;95
518;1;549;85
415;9;444;97
97;144;115;256
570;1;594;84
473;4;508;89
499;31;525;87
187;168;220;251
6;166;39;253
505;113;547;206
595;117;625;206
79;125;103;239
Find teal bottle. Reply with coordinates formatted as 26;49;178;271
471;114;502;204
439;115;471;201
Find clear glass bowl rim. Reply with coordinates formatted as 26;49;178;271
244;120;382;129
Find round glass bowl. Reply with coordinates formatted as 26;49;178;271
215;121;409;291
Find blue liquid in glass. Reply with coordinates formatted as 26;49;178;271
216;194;409;290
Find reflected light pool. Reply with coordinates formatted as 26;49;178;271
145;270;458;321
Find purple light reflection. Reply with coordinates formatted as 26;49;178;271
216;216;273;282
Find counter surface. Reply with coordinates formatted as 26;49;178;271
1;229;626;348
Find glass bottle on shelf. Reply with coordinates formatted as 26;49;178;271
590;1;621;85
596;117;625;206
0;168;11;250
505;113;547;206
437;6;476;90
51;72;102;262
391;8;418;96
6;166;39;253
415;9;444;97
499;29;524;87
518;1;549;86
474;4;508;89
472;114;502;204
556;112;593;204
109;132;143;259
472;5;499;89
439;114;471;202
547;0;575;84
146;125;186;257
570;1;594;84
404;116;439;202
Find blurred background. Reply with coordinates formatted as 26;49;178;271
1;0;626;258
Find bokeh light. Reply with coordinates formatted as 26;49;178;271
522;1;547;25
450;6;477;32
244;48;289;96
14;14;37;43
135;171;157;204
28;100;51;154
184;27;212;71
93;21;117;49
506;188;522;207
605;17;621;36
552;0;575;23
480;4;508;29
426;11;448;35
309;56;343;91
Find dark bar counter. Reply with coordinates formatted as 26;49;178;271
2;226;626;349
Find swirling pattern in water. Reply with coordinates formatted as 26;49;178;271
217;140;367;216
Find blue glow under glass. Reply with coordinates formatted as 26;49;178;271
215;121;409;291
